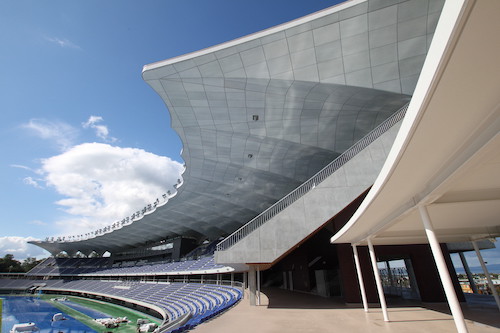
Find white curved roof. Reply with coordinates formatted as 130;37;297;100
32;0;445;255
331;0;500;246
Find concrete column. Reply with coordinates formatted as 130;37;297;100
243;271;248;289
352;244;369;312
367;238;389;322
248;266;257;306
472;241;500;311
419;205;468;333
458;251;478;294
257;266;261;306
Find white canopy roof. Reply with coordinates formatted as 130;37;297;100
331;0;500;246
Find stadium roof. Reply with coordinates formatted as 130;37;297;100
31;0;443;256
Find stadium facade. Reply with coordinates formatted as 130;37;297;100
26;0;500;332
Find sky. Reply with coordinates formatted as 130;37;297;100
0;0;498;271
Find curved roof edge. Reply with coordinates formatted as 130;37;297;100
142;0;363;75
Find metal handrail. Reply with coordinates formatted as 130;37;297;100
216;103;409;252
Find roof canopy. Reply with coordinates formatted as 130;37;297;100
331;0;500;246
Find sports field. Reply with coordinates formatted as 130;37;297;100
1;294;161;333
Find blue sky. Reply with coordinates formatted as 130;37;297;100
0;0;498;271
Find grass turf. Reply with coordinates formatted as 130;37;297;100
40;295;162;333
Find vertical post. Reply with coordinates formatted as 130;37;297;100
458;252;478;294
231;272;234;287
472;241;500;311
248;266;257;306
367;238;389;322
352;244;369;312
257;266;261;305
419;205;468;333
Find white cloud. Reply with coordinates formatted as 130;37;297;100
82;115;117;143
29;220;48;226
44;36;81;50
40;142;184;236
23;177;43;189
10;164;34;171
22;119;78;151
0;236;50;260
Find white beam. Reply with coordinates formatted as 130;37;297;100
419;205;468;333
472;240;500;311
352;244;369;312
367;238;389;322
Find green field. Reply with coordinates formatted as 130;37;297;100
40;295;162;333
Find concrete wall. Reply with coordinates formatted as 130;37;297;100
216;120;402;265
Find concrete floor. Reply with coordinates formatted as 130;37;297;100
192;288;500;333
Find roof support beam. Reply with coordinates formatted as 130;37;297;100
367;238;389;322
352;244;368;312
419;205;468;333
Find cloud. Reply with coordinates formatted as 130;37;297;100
0;236;50;260
10;164;34;171
44;36;81;50
29;220;48;226
82;116;117;143
40;142;184;236
22;119;79;151
23;177;43;189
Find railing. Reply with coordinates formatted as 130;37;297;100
216;103;409;252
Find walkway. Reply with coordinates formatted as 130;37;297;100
192;288;500;333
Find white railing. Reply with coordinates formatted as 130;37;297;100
216;103;409;252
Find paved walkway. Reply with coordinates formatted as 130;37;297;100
192;288;500;333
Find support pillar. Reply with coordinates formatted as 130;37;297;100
257;266;261;306
248;266;257;306
472;241;500;311
367;238;389;322
458;252;478;294
419;205;468;333
352;244;369;312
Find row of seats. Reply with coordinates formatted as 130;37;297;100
0;278;242;333
27;255;228;277
27;257;113;275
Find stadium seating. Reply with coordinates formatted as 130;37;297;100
26;255;230;277
0;278;242;333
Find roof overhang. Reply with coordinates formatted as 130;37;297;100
331;0;500;246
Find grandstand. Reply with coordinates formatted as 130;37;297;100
1;0;498;332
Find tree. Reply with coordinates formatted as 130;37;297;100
21;257;44;272
0;254;23;273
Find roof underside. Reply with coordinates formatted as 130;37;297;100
331;0;500;246
32;0;444;255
